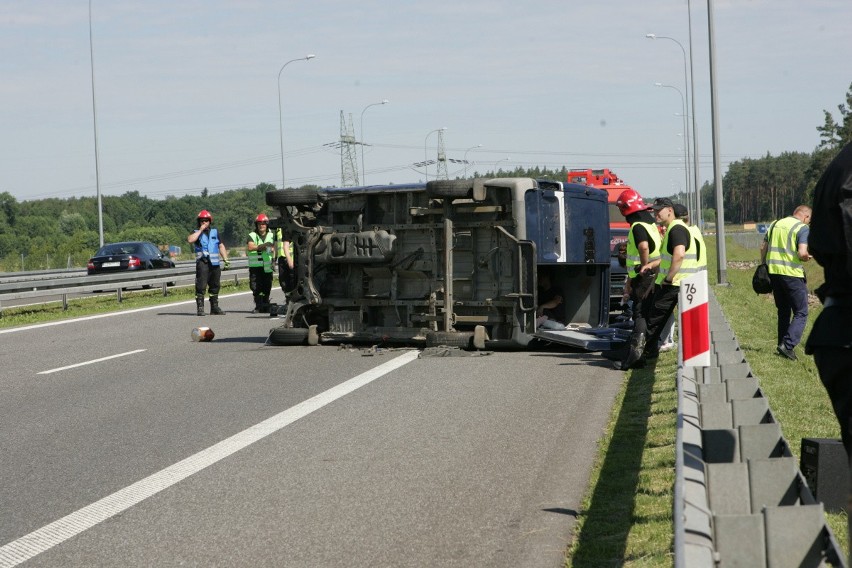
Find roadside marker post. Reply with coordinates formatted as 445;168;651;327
678;271;711;368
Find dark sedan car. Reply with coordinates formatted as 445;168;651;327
87;241;175;275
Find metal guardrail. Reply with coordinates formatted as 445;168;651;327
0;262;248;313
674;291;846;567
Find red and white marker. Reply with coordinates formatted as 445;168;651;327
678;271;710;368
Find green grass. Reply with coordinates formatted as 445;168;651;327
0;279;251;328
567;231;847;566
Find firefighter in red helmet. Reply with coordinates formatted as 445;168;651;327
247;213;275;313
612;189;662;370
188;210;230;316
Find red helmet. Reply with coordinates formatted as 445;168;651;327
255;213;269;223
197;210;212;221
615;189;650;217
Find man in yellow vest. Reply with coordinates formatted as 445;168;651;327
247;213;275;313
761;205;812;360
631;197;695;367
612;188;661;370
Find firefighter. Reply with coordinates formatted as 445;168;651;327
612;189;661;370
247;213;275;313
760;205;812;360
188;210;229;316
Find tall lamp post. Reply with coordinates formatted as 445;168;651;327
424;127;447;181
647;33;700;225
88;0;104;247
359;99;388;186
655;82;692;217
463;144;482;177
277;54;315;189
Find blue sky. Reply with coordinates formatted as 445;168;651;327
1;0;850;203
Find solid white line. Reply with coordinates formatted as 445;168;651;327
0;349;420;568
37;349;148;375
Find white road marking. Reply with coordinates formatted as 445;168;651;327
0;349;420;568
38;349;148;375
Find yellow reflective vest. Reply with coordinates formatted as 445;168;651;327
625;221;661;278
248;231;274;273
657;219;699;286
765;217;806;277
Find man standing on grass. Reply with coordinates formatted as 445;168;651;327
634;198;696;368
805;143;852;559
761;205;812;360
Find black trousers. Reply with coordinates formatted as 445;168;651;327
195;259;221;297
814;347;852;456
278;256;296;294
643;283;680;356
249;267;273;305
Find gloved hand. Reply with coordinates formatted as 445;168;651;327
222;258;231;270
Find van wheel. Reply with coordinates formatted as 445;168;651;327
425;331;474;349
266;189;319;206
426;180;472;199
268;326;309;346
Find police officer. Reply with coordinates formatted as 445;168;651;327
804;141;852;559
760;205;812;360
613;189;661;370
636;198;697;367
247;213;275;313
188;210;229;316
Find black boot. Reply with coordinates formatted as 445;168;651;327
210;296;225;315
196;294;206;316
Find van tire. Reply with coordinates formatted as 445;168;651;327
266;189;319;206
426;180;472;199
425;331;473;349
269;326;309;346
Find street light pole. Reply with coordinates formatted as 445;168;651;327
493;157;510;173
647;32;700;225
359;99;388;186
88;0;104;247
277;54;315;189
655;82;691;217
463;144;482;178
424;127;447;181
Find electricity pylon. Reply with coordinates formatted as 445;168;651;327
340;111;360;187
436;129;449;180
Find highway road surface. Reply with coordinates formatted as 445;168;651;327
0;290;624;567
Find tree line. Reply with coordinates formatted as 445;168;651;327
1;84;850;271
710;82;852;224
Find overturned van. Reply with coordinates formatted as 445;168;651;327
264;177;627;350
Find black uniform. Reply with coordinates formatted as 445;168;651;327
805;142;852;453
805;141;852;559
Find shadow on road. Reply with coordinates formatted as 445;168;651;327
567;359;660;566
